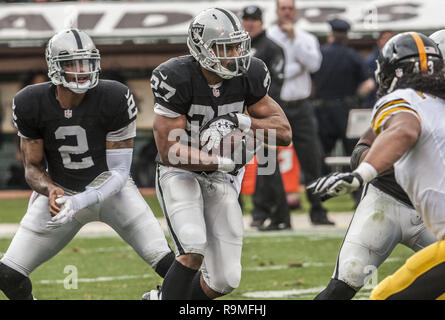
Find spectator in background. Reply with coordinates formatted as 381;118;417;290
267;0;333;225
6;72;49;190
365;30;394;108
313;18;375;164
241;5;291;231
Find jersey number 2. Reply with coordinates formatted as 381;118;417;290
55;126;94;170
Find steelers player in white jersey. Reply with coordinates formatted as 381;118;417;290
143;8;291;300
313;125;436;299
309;31;445;299
0;29;174;299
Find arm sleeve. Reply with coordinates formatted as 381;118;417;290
150;64;190;115
104;82;138;132
245;58;270;107
70;148;133;210
12;89;42;139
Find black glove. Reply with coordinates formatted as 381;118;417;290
307;171;364;201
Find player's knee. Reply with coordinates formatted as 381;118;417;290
0;263;33;300
178;224;206;248
177;253;204;270
314;278;357;300
211;264;242;294
338;257;371;289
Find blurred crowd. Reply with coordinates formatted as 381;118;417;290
1;0;394;229
239;0;392;230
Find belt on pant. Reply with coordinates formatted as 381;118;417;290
282;98;310;109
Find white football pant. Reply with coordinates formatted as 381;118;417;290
1;178;171;277
155;164;245;294
333;183;437;289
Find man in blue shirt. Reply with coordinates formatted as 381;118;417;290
313;18;375;160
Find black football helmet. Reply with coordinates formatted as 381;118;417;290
375;32;443;93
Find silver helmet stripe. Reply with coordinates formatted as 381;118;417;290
71;29;83;50
215;8;239;32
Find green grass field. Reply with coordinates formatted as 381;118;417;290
0;194;413;300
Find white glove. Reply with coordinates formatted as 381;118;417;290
200;113;251;152
46;196;78;229
200;126;227;151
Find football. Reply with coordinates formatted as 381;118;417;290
206;128;261;166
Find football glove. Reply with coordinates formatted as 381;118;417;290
308;162;377;201
307;172;342;194
46;196;79;229
200;113;251;151
320;171;364;198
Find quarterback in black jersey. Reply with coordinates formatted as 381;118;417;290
144;8;291;300
0;29;174;300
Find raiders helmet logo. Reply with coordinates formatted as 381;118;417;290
191;23;205;44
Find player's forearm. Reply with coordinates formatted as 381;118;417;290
250;116;292;147
362;125;418;174
160;142;219;171
24;164;56;196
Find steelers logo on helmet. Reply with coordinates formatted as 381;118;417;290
46;28;101;94
376;31;443;94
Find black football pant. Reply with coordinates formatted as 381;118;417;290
282;99;325;214
251;148;290;226
315;101;358;168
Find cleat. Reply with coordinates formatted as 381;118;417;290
142;285;162;300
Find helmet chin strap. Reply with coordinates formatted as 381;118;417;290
387;77;399;93
63;79;91;94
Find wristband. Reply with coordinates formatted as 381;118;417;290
354;162;378;184
236;113;251;132
217;156;236;173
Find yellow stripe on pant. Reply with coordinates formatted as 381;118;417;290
371;240;445;300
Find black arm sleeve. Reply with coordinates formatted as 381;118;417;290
12;87;42;139
350;143;370;170
245;57;270;107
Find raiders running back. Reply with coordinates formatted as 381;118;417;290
151;55;270;138
13;79;137;192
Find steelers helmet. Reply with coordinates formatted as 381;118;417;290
187;8;252;79
46;28;101;94
375;32;443;93
429;29;445;59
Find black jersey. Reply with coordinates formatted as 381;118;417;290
371;173;414;209
13;80;137;192
150;55;270;136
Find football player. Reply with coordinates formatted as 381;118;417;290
144;8;291;300
309;31;445;299
313;126;436;299
0;29;175;300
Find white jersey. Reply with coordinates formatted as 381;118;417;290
371;88;445;239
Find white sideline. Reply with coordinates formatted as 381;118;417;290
0;212;353;238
